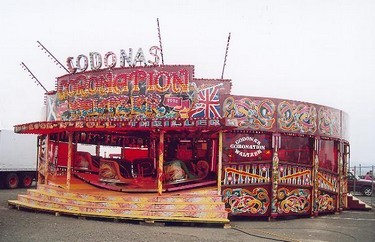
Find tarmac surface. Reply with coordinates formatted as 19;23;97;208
0;187;374;242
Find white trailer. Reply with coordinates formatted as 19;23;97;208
0;129;37;189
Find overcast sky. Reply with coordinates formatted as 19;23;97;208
0;0;374;166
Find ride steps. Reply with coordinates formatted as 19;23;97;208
346;194;372;211
8;184;229;225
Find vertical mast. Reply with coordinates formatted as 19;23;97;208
157;18;165;65
221;32;231;79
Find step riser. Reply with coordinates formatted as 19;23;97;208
18;195;226;219
156;197;222;203
347;195;372;210
27;190;224;209
152;211;227;219
27;190;156;207
19;195;86;212
38;185;222;203
19;185;228;220
22;193;226;212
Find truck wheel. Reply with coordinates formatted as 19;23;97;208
6;173;19;189
362;186;372;197
21;174;33;188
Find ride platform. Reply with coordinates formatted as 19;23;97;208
8;175;229;226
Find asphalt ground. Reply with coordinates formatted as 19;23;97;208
0;188;374;242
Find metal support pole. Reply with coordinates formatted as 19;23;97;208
44;134;50;185
66;132;73;190
353;165;357;195
157;18;165;65
372;165;374;206
37;136;43;185
338;142;343;212
271;134;280;219
312;138;320;216
217;130;223;196
221;32;231;79
157;130;165;195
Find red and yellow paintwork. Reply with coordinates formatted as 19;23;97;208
9;64;349;223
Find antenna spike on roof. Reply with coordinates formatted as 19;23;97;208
221;32;231;79
157;18;165;65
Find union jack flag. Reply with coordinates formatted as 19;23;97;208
189;84;222;118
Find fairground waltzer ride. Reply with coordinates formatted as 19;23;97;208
9;29;349;226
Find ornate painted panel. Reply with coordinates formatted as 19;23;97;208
317;105;341;138
317;191;336;213
23;85;349;141
341;111;350;141
54;65;231;121
277;100;317;134
222;187;270;216
221;95;347;140
222;95;276;131
276;187;311;215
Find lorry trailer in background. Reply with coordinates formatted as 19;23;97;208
0;129;37;188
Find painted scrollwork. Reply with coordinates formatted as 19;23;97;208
222;97;275;130
317;193;335;212
222;187;270;215
318;107;340;137
277;188;311;214
278;101;317;134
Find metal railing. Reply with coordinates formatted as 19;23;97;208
349;165;374;207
